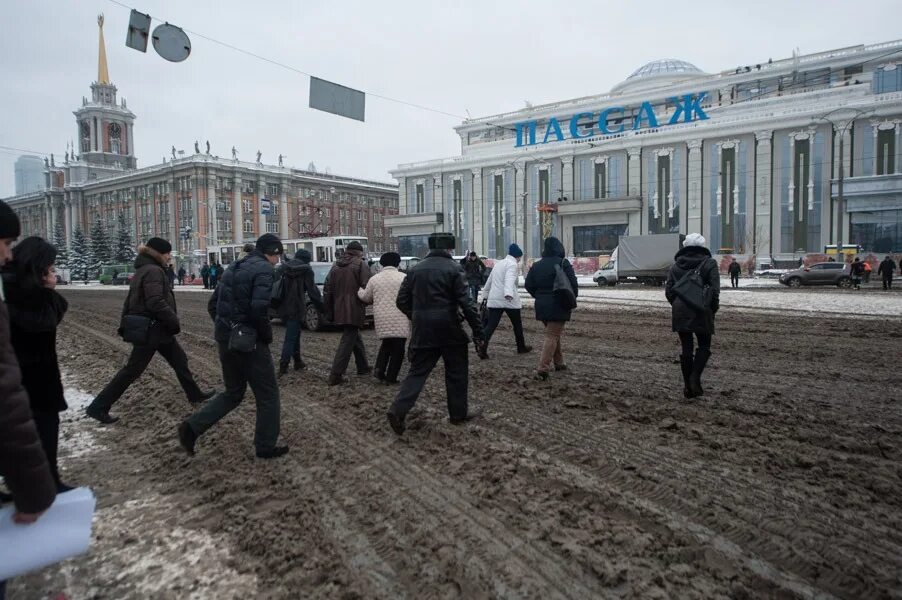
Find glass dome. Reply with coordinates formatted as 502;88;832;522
611;59;707;95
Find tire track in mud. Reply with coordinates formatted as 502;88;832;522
62;307;610;598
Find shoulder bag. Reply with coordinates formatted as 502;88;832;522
226;258;259;352
672;260;712;312
553;259;577;310
118;275;156;344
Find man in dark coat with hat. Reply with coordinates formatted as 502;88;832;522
323;240;371;385
277;248;324;374
179;233;289;459
387;232;485;435
87;237;214;424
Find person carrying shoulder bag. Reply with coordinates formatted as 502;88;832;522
87;237;214;424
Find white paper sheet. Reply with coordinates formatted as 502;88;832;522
0;487;96;580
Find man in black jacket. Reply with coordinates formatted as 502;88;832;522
728;258;741;288
387;233;485;435
461;251;486;302
179;234;288;459
87;237;213;424
277;249;324;374
877;255;897;290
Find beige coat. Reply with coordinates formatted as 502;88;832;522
358;267;410;339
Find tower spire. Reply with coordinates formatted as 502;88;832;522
97;14;110;84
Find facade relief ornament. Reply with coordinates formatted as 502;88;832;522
593;155;609;164
560;156;574;166
686;139;702;152
755;130;773;144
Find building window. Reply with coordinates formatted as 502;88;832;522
573;224;628;256
873;66;902;94
244;220;254;234
594;161;608;199
877;127;896;175
415;183;424;213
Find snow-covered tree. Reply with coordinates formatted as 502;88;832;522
69;226;92;281
114;212;137;264
52;219;68;271
89;218;112;276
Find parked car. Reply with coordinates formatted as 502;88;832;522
778;262;851;288
270;261;374;331
111;272;134;285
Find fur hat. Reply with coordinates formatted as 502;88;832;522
429;233;456;250
146;237;172;254
346;241;364;252
256;233;283;256
683;233;707;248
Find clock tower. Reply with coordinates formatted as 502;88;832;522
73;14;137;169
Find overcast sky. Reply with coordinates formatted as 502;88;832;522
2;0;901;196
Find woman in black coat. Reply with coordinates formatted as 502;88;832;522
664;233;720;398
2;236;71;491
525;237;578;379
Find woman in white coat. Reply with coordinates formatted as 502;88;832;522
478;244;532;359
358;252;410;383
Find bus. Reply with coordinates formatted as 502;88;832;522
206;236;369;266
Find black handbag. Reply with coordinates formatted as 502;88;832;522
228;322;258;353
118;282;156;344
672;263;711;312
552;260;577;310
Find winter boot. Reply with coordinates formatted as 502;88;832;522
689;349;711;398
680;354;694;398
293;355;306;371
278;361;290;377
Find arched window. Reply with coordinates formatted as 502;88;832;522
109;123;121;154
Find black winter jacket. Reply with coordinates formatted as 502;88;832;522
728;261;742;275
278;256;323;321
665;246;720;334
461;257;486;285
877;258;896;278
525;237;579;322
397;250;484;348
208;251;275;345
125;246;181;343
2;271;68;413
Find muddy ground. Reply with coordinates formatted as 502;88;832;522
9;288;902;599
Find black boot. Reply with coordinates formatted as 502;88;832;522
293;355;305;371
680;354;695;398
689;349;711;397
278;361;289;377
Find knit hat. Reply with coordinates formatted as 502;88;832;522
346;241;363;252
379;252;401;267
508;243;523;258
295;248;312;262
256;233;283;256
683;233;707;248
0;200;21;238
146;237;172;254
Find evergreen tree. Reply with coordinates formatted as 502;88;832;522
89;218;112;276
114;212;136;263
52;219;68;271
69;226;92;281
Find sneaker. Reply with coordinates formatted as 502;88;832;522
450;406;483;425
554;364;567;371
517;345;533;354
86;406;119;424
177;421;197;456
256;446;290;459
387;411;406;435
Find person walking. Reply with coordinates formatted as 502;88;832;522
2;237;72;492
525;237;579;380
878;255;897;290
728;257;741;289
179;234;288;459
165;264;177;289
200;262;210;289
665;233;720;399
479;243;531;358
209;262;219;288
323;240;371;386
850;257;865;290
86;238;213;424
461;251;486;302
387;233;485;435
358;252;409;384
863;259;872;283
0;203;57;600
277;248;323;375
177;265;186;286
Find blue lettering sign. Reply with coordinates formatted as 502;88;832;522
511;92;709;147
542;117;565;144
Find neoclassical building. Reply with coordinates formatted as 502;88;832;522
4;17;399;269
388;42;902;260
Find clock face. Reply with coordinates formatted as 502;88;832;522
109;123;121;138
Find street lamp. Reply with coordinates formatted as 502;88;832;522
812;107;872;263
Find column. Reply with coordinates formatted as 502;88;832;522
257;174;266;237
279;177;290;239
396;177;406;215
754;131;773;255
513;165;523;248
471;168;483;254
169;172;178;246
63;196;73;249
686;140;703;235
206;169;218;246
232;172;243;242
627;148;642;234
433;173;443;219
561;156;574;202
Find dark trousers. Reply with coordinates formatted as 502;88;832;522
883;275;893;290
187;341;280;451
202;275;210;289
390;344;468;420
89;339;203;412
280;318;302;364
32;411;62;487
375;337;406;382
483;307;527;350
730;273;739;288
467;284;481;302
331;326;369;376
678;332;712;355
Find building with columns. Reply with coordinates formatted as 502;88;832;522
388;43;902;261
3;16;399;271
